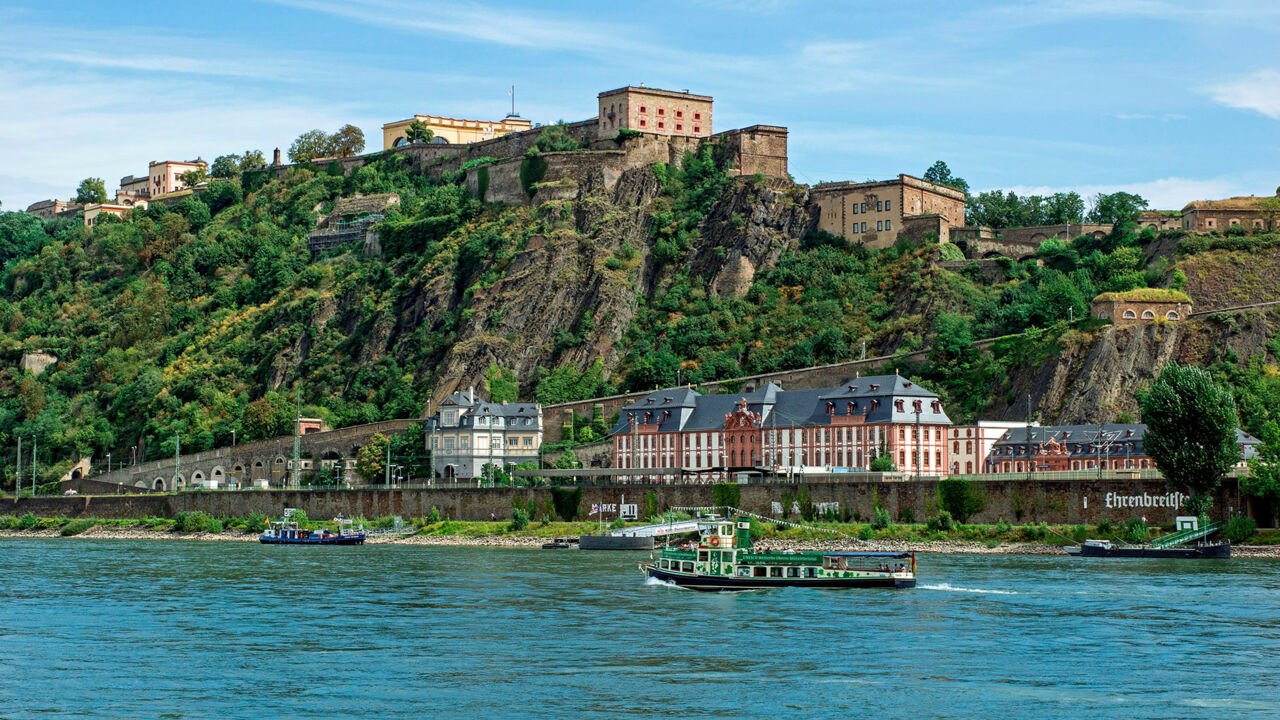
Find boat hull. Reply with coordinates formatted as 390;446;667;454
643;562;914;591
580;535;653;551
259;535;366;545
1077;542;1230;558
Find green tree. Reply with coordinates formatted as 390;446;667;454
355;433;390;482
1138;363;1241;516
209;154;239;178
1087;191;1149;225
329;124;366;157
74;177;107;204
1243;421;1280;519
484;363;518;403
178;167;206;188
239;149;267;170
241;392;293;441
535;121;582;152
923;161;969;194
405;120;434;144
288;129;330;163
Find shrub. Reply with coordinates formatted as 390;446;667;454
858;526;874;540
926;510;954;532
243;512;267;533
16;512;38;530
1125;518;1149;544
173;511;214;533
206;517;224;534
1072;524;1088;542
938;477;984;522
509;508;530;531
898;507;915;524
872;506;891;530
1020;522;1048;541
0;515;14;529
1096;518;1114;535
520;152;548;197
61;518;96;536
371;514;399;529
550;486;582;521
1225;515;1258;543
712;483;740;512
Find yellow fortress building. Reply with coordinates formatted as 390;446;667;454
382;113;532;149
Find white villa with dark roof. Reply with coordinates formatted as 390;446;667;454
425;387;543;481
610;375;951;481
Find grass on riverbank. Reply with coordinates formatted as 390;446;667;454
4;512;1279;545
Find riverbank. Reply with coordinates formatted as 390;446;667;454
3;522;1280;557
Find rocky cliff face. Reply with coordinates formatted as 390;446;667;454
993;308;1280;424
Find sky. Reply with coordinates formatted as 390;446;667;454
1;0;1278;211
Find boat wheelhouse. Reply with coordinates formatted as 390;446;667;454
260;516;366;545
640;516;915;591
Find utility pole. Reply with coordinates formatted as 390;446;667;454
384;439;392;486
292;392;302;489
16;437;21;496
33;435;38;493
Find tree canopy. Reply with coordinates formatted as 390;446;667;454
1087;191;1149;225
1139;363;1240;516
405;120;434;144
74;177;107;204
923;161;969;194
966;190;1084;228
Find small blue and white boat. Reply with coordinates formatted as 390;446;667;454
260;515;366;545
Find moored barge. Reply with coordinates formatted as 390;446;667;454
260;516;366;545
640;516;915;591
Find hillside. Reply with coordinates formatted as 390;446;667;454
2;144;1279;484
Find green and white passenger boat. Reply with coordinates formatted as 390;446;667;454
639;516;916;591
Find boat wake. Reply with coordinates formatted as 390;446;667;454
644;576;681;589
919;583;1017;595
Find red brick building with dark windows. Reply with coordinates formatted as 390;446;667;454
610;375;950;481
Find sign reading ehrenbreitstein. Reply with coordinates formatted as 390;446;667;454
1103;491;1185;509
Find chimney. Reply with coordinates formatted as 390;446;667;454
469;385;475;403
273;148;281;166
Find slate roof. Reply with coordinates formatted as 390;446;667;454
430;391;539;430
609;375;949;436
989;424;1261;461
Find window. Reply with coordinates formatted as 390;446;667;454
1166;311;1179;319
658;107;665;116
877;201;883;211
787;567;799;578
885;219;892;230
861;222;867;232
877;220;884;231
676;124;683;131
1207;219;1216;228
805;567;817;578
1123;310;1137;319
676;110;683;118
444;411;456;425
860;203;867;212
682;562;694;572
693;126;701;133
658;121;665;129
754;567;766;577
639;119;647;128
639;105;647;113
1141;310;1154;319
698;550;708;561
886;200;891;211
852;204;859;215
769;567;783;578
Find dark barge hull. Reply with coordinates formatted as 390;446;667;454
580;535;653;550
259;535;366;545
1079;543;1230;558
643;563;914;591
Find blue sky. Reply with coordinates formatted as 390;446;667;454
2;0;1278;211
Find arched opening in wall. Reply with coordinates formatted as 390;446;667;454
1166;311;1179;319
174;474;186;490
393;136;408;147
253;461;264;481
71;468;83;480
154;477;166;491
443;465;456;481
1030;233;1048;242
1016;254;1035;263
430;137;448;144
1098;310;1109;319
1123;310;1137;319
134;480;148;489
982;251;1004;259
191;471;205;487
211;467;225;487
1141;310;1155;319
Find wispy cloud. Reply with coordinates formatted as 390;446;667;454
1205;69;1280;119
998;176;1254;211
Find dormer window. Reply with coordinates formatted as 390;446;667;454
847;402;855;414
870;400;879;411
894;400;904;412
826;401;835;414
870;384;879;391
663;396;672;403
646;398;654;404
644;412;653;423
847;385;856;392
912;399;922;412
662;410;671;422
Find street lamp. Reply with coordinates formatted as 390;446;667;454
232;430;236;448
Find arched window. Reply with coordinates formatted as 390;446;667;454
1123;309;1137;319
1166;311;1179;319
1141;310;1154;319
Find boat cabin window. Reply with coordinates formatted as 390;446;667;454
698;551;708;562
823;556;848;570
753;567;767;577
682;562;694;573
787;567;799;578
769;567;782;578
805;567;817;578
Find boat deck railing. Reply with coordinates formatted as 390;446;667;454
1149;521;1224;548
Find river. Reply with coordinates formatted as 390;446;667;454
1;539;1277;719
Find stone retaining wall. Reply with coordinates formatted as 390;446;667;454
10;478;1244;526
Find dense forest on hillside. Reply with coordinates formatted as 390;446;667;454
2;146;1280;487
